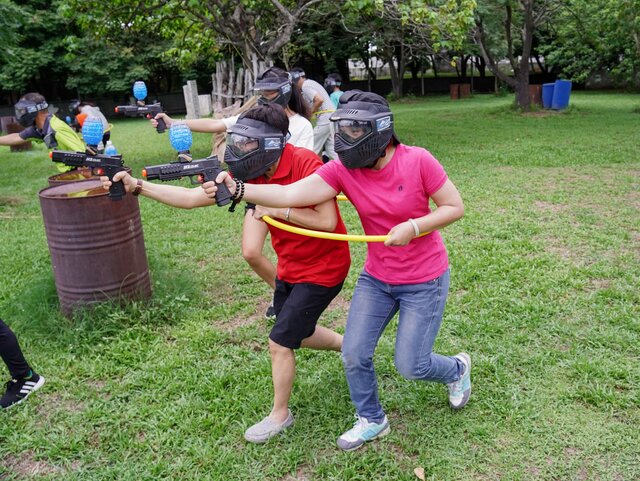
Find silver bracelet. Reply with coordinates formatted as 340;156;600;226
408;218;420;236
285;207;291;221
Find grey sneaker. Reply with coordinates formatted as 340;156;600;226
244;410;294;443
337;414;390;451
447;352;471;409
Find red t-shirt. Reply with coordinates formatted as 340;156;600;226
251;144;351;287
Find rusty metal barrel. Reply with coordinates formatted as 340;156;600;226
38;179;152;316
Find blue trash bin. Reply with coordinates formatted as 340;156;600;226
542;83;555;109
551;79;572;110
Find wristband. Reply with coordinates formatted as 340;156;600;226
132;179;143;196
285;207;291;222
408;218;420;237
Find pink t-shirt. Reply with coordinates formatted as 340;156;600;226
316;144;449;285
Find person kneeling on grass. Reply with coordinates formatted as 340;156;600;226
1;319;45;409
100;103;351;443
201;90;471;451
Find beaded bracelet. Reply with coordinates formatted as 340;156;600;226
228;179;245;212
231;179;245;202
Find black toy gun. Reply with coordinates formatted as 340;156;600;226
49;150;127;201
142;155;232;207
114;103;166;133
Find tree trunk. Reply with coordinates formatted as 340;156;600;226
460;55;468;79
515;73;531;110
385;49;404;99
475;55;486;77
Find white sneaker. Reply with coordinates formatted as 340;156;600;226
447;352;471;409
336;414;390;451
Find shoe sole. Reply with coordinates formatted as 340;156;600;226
4;376;46;410
338;425;391;452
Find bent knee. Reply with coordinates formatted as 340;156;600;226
342;349;373;371
268;338;291;355
395;357;429;380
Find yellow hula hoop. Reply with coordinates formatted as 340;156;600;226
262;214;430;243
262;215;388;242
261;195;429;242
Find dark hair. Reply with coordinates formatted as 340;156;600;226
290;67;305;76
19;92;47;104
261;67;311;120
241;103;289;137
328;72;342;83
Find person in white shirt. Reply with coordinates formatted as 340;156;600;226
290;67;337;161
152;67;313;318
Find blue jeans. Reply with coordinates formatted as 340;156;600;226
341;269;463;423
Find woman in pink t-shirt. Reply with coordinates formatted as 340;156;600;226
206;90;470;452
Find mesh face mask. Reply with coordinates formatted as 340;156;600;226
331;106;395;169
255;75;292;108
15;99;48;128
224;118;286;181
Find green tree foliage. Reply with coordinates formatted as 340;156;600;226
542;0;640;88
342;0;476;98
63;0;323;84
288;2;365;78
0;0;73;94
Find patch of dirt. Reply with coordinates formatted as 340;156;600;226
534;200;569;213
3;451;63;476
0;196;24;207
213;298;272;332
88;380;107;390
527;466;542;476
281;464;311;481
587;279;611;291
35;392;86;424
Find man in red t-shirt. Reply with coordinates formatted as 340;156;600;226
101;103;351;444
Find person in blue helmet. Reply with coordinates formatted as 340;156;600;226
324;73;344;108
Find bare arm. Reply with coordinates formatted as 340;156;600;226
205;171;339;209
385;179;464;246
0;133;30;147
100;171;215;209
254;197;338;232
152;113;229;133
312;94;324;114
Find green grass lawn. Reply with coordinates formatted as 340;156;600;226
0;92;638;480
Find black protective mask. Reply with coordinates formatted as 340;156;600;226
224;118;286;181
15;99;48;128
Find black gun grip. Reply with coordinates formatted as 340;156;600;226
215;181;232;207
109;178;126;201
156;117;167;134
